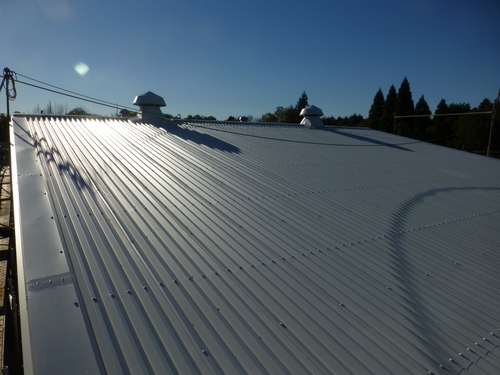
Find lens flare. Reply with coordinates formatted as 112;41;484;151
74;62;89;76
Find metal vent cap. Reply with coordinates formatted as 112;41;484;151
300;105;323;117
133;91;166;107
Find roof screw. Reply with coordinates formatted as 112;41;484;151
279;322;287;328
202;350;208;355
201;274;205;278
239;266;243;269
49;280;52;284
339;303;345;307
174;279;178;284
127;290;132;294
74;302;79;307
92;297;97;302
159;282;164;287
188;276;193;280
459;353;463;356
36;282;39;286
61;277;64;282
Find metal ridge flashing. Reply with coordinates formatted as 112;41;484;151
10;115;34;375
11;116;104;375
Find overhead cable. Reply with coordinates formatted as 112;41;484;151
15;72;137;113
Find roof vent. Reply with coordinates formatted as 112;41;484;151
133;91;166;123
300;105;324;128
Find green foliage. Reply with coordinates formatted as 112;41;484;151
413;95;431;140
260;92;308;124
296;91;309;111
368;88;385;130
369;79;499;156
395;77;415;137
67;107;90;115
186;114;217;121
0;114;9;143
322;114;365;127
381;85;397;133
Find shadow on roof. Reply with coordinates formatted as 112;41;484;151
388;186;500;366
323;127;414;151
163;124;240;154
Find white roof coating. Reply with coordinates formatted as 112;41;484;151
11;114;500;375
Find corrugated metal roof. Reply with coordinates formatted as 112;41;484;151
11;115;500;374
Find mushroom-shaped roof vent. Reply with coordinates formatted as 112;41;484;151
133;91;166;107
300;105;323;117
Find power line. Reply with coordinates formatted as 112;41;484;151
15;72;137;113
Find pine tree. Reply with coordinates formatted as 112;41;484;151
381;85;397;133
413;95;431;140
368;88;385;130
427;99;449;145
296;91;309;111
395;77;415;137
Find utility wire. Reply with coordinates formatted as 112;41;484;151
16;79;138;113
15;72;137;113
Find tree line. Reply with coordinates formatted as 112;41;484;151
367;77;499;155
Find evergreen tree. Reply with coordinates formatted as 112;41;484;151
395;77;415;137
413;95;431;140
260;92;309;124
368;88;385;130
381;84;397;133
427;99;449;145
296;91;309;111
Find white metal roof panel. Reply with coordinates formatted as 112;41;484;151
11;115;500;374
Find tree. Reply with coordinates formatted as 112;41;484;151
381;84;397;133
395;77;415;137
368;88;385;130
0;114;9;143
413;95;431;140
296;91;309;112
32;101;68;115
426;99;450;145
67;107;90;115
186;114;217;120
259;92;309;124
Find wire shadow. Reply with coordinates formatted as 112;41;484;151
323;127;414;151
387;186;500;369
160;123;240;154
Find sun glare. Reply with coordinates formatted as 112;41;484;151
74;62;90;76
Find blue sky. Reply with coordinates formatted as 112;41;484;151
1;0;499;120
